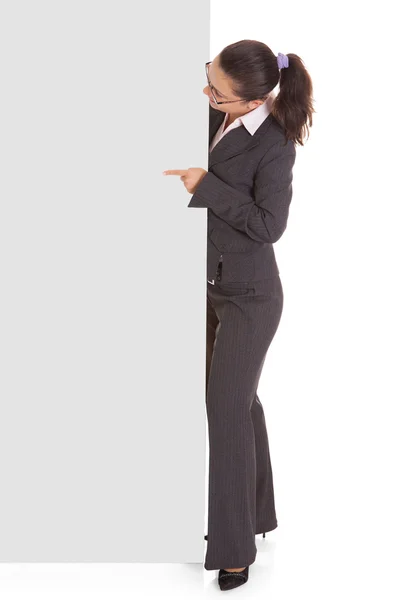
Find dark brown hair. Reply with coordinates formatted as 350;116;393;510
219;39;316;146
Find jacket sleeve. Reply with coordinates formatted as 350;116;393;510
187;140;296;244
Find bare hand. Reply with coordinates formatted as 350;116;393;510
163;167;208;194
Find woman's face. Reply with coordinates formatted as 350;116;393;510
203;55;263;116
203;56;237;113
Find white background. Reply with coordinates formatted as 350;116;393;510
1;0;400;598
208;3;400;598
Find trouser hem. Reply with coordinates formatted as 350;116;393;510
255;519;278;535
204;551;257;571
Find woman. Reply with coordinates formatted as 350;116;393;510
164;39;315;591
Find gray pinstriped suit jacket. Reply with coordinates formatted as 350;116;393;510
187;104;296;284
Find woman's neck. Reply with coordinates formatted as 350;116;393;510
224;115;234;131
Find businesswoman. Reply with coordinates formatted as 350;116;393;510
164;39;315;590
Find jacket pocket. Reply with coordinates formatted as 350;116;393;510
207;228;256;283
215;282;254;296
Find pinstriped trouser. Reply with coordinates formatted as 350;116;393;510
204;275;284;570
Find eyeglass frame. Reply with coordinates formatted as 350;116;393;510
205;61;247;105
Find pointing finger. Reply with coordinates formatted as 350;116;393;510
163;169;188;176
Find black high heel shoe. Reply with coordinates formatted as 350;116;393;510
204;531;265;589
218;565;249;590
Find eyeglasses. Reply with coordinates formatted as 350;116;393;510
205;61;245;105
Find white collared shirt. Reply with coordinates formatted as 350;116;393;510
210;90;277;152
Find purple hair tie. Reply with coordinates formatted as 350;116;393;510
277;52;289;69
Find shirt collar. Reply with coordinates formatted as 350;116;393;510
224;90;276;135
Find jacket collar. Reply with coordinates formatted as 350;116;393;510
208;97;276;169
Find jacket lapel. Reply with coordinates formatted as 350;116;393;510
207;105;273;169
208;105;225;146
